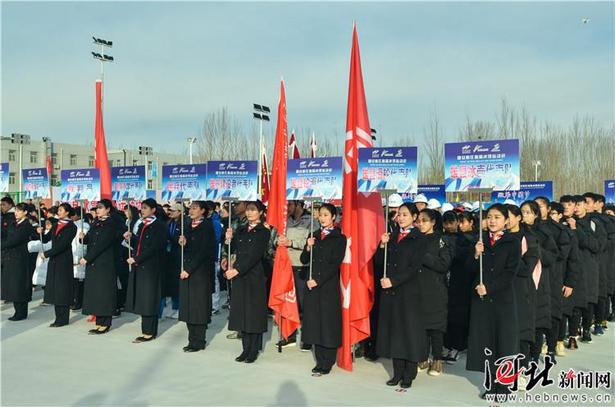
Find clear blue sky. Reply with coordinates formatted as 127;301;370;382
2;1;613;154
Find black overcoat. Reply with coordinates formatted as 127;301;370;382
43;222;77;306
1;219;34;302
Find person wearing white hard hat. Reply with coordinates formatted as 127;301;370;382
503;199;518;206
427;199;442;211
386;194;404;231
414;194;428;211
441;203;455;213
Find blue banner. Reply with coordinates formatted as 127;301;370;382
491;181;553;205
357;147;418;193
206;161;258;201
286;157;343;200
60;168;100;202
401;185;446;204
22;168;50;199
161;164;208;201
444;139;520;192
605;180;615;204
0;162;8;193
111;166;146;201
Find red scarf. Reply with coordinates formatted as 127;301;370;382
489;231;504;246
55;218;71;236
320;227;334;240
397;227;412;243
136;216;156;257
191;217;204;229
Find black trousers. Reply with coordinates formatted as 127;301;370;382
73;278;84;306
13;301;28;319
141;316;158;336
519;340;532;369
444;322;469;351
54;305;70;325
187;323;207;349
96;316;112;328
570;307;583;336
596;297;608;323
314;345;337;371
392;358;418;382
117;270;129;309
530;328;549;361
545;318;559;352
241;332;262;359
582;303;595;333
426;329;444;360
559;316;568;341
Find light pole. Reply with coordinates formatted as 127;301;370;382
187;137;197;164
532;160;542;182
91;36;114;96
252;104;270;197
11;133;31;199
370;128;378;147
139;146;153;189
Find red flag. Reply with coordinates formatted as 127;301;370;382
94;80;112;200
289;131;301;159
338;24;385;371
260;139;270;204
310;132;317;158
267;80;300;339
46;155;53;201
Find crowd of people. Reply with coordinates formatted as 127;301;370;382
1;191;614;398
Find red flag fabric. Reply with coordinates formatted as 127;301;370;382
310;132;317;158
260;139;270;204
338;24;385;371
289;131;300;159
46;156;53;200
94;80;112;200
267;80;300;340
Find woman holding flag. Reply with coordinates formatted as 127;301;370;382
466;203;520;399
178;201;217;353
375;202;427;389
224;200;271;363
125;198;166;343
300;203;347;376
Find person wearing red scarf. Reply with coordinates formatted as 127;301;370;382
40;203;77;327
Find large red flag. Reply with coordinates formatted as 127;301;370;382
267;80;300;339
260;138;270;204
289;131;300;159
95;80;112;200
338;24;385;371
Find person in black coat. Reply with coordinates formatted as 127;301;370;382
118;204;140;314
223;200;271;363
520;200;559;363
79;199;119;334
506;204;539;379
444;211;477;362
178;201;217;352
414;209;452;377
1;203;35;320
162;203;183;318
125;198;166;343
1;196;16;242
40;203;77;327
466;203;520;399
298;203;346;376
375;203;428;389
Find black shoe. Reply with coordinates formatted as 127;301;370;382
276;338;297;348
318;368;331;375
386;377;402;386
245;355;258;363
8;315;26;321
49;322;67;328
581;332;592;343
70;304;82;311
113;309;121;317
400;380;412;389
311;366;322;374
184;347;201;353
88;328;100;335
132;335;156;343
235;353;248;362
94;327;110;335
301;343;312;352
365;352;379;362
183;346;192;352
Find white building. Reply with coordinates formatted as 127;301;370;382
1;135;187;195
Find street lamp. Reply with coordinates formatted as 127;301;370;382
187;137;197;165
532;160;542;182
11;133;31;198
139;146;153;189
91;36;113;104
252;103;270;197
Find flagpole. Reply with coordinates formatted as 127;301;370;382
469;187;493;300
378;189;396;279
304;196;322;282
124;197;133;272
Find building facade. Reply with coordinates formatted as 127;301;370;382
1;135;187;195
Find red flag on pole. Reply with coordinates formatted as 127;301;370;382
46;155;53;201
310;132;317;158
337;23;385;371
261;139;270;204
267;80;300;340
94;80;112;200
289;131;301;159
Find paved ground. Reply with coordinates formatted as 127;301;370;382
1;289;614;406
